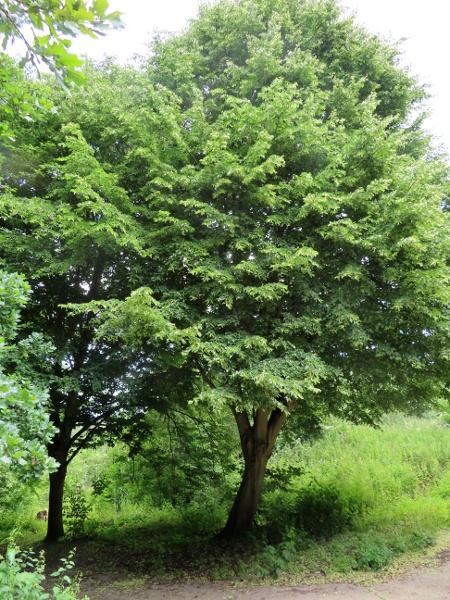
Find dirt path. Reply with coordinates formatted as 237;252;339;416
80;556;449;600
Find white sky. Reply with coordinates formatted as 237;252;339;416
68;0;450;152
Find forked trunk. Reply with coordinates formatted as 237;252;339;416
223;446;270;534
221;404;292;538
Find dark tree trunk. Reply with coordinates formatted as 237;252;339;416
224;443;270;534
221;404;293;538
46;461;68;541
45;411;72;542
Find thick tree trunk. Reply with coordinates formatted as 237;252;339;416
46;462;68;541
223;445;270;534
221;404;293;538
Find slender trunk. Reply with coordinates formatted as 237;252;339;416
45;411;72;542
46;461;68;541
221;404;292;538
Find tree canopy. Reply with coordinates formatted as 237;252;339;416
1;0;449;539
89;0;450;534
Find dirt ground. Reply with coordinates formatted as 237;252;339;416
79;553;449;600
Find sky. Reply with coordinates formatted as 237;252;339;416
69;0;450;151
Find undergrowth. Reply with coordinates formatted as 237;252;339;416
1;413;448;581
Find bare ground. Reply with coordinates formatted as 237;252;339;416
79;551;449;600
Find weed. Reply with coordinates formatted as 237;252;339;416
63;488;91;538
258;528;303;578
0;541;87;599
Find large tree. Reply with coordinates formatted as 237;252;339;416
91;0;450;536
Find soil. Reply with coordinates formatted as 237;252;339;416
78;551;450;600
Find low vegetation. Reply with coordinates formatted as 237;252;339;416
2;411;448;582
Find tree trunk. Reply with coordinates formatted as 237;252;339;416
223;444;270;534
46;462;68;541
221;404;292;538
45;414;72;542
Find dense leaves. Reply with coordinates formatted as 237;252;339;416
0;271;57;480
1;0;449;538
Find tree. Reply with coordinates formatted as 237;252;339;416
90;0;450;536
0;60;198;540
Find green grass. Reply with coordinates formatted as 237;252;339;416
2;413;449;582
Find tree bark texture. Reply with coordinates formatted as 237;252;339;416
221;405;292;537
45;405;72;542
46;461;68;541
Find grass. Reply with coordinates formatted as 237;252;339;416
2;413;449;583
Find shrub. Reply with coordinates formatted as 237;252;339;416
356;536;393;570
0;545;87;599
292;480;359;538
63;488;91;538
258;528;304;578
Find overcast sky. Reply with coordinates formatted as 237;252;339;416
69;0;449;152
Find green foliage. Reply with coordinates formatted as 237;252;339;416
65;406;238;514
292;480;358;538
258;527;303;578
0;1;122;141
0;0;122;87
127;0;450;423
1;0;450;538
0;62;179;535
259;415;449;536
0;416;446;579
0;544;88;599
82;0;450;533
63;488;91;538
0;270;57;481
356;536;394;571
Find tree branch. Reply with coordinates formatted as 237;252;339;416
69;407;116;447
267;400;294;447
193;356;215;389
230;405;251;439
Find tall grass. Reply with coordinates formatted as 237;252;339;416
255;413;449;576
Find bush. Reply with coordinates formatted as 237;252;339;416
292;480;359;538
356;536;393;571
0;545;88;599
63;488;91;537
258;528;304;578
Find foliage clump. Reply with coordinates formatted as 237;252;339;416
0;544;87;599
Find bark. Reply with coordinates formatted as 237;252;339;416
45;401;72;542
223;441;271;534
46;460;68;541
221;404;292;537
